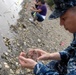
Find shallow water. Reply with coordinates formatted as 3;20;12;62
0;0;23;59
0;0;23;37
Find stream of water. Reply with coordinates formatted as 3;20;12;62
0;0;23;60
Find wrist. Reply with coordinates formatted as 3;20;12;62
47;53;53;59
32;62;37;69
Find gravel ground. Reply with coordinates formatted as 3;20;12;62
0;0;73;75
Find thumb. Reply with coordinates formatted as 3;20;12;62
37;56;44;60
19;56;28;62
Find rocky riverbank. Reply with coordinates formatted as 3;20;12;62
0;0;73;75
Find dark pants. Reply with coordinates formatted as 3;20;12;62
31;12;44;22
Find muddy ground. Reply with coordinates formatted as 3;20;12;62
0;0;73;75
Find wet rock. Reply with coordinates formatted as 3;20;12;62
24;41;26;46
19;69;26;75
1;54;8;60
15;68;21;74
10;69;14;74
0;64;2;70
38;39;41;43
4;52;9;56
4;62;10;69
10;25;18;33
3;37;11;46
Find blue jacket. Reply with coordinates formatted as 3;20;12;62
33;33;76;75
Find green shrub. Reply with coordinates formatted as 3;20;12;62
46;0;54;7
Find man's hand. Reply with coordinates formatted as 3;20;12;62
29;49;51;60
19;52;37;69
29;49;61;60
34;1;37;4
30;7;34;11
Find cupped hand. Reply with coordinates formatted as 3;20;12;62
29;49;50;60
19;52;37;69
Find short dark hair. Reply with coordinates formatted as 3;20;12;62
38;0;45;4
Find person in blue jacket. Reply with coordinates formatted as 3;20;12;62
19;0;76;75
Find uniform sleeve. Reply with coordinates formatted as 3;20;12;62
59;46;71;62
59;33;76;62
33;62;59;75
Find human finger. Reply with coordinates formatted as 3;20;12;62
19;56;28;62
20;52;26;57
37;56;45;60
19;56;26;67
